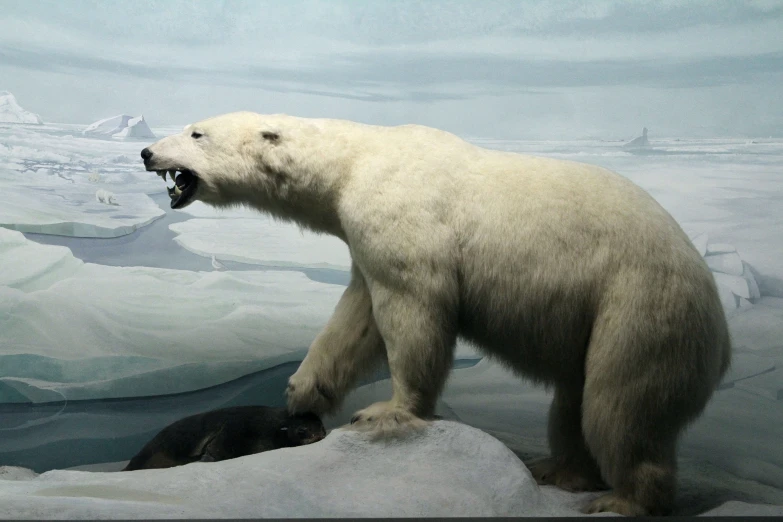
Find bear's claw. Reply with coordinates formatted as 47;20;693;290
286;374;338;415
347;401;430;440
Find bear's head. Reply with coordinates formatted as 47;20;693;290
140;111;288;210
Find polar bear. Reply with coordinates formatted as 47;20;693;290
95;188;118;205
140;112;731;516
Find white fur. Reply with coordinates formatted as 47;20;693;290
143;112;732;516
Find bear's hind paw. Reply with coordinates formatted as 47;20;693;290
582;493;650;517
348;402;430;440
527;456;608;492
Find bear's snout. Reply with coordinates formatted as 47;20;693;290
140;147;153;163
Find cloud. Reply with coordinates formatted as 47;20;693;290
1;0;781;135
2;43;781;103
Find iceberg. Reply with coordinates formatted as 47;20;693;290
686;232;763;316
0;92;43;125
623;127;650;149
83;115;155;140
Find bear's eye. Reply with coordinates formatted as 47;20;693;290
191;131;203;139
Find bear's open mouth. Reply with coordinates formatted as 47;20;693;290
156;169;199;209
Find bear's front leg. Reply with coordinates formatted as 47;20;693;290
349;280;458;439
286;265;386;416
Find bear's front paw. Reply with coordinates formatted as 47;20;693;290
348;401;430;440
286;372;338;415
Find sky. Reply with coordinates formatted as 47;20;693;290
0;0;781;139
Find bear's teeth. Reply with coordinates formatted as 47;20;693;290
156;170;167;181
174;184;182;195
169;169;178;180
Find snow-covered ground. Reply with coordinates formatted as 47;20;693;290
1;123;782;517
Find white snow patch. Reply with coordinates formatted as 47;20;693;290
0;92;43;125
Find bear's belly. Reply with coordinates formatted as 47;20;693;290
456;265;597;384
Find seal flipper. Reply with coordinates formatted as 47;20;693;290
199;451;217;462
191;424;226;463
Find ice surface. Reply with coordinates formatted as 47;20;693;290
735;369;783;401
169;217;352;271
0;124;167;237
0;181;164;238
0;92;43;125
705;252;744;276
0;227;345;401
719;351;776;388
83;115;155;140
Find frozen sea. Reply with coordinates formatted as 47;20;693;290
1;121;782;516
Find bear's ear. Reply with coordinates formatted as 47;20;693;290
261;131;280;144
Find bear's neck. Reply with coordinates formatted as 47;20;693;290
240;150;351;241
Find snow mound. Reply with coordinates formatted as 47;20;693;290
688;232;762;317
83;115;155;140
1;420;780;518
0;92;43;125
0;421;580;518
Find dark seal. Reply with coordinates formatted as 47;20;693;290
122;405;326;471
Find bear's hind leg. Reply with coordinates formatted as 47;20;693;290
349;282;457;439
527;383;607;492
580;371;679;516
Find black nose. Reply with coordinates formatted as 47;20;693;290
140;148;153;161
